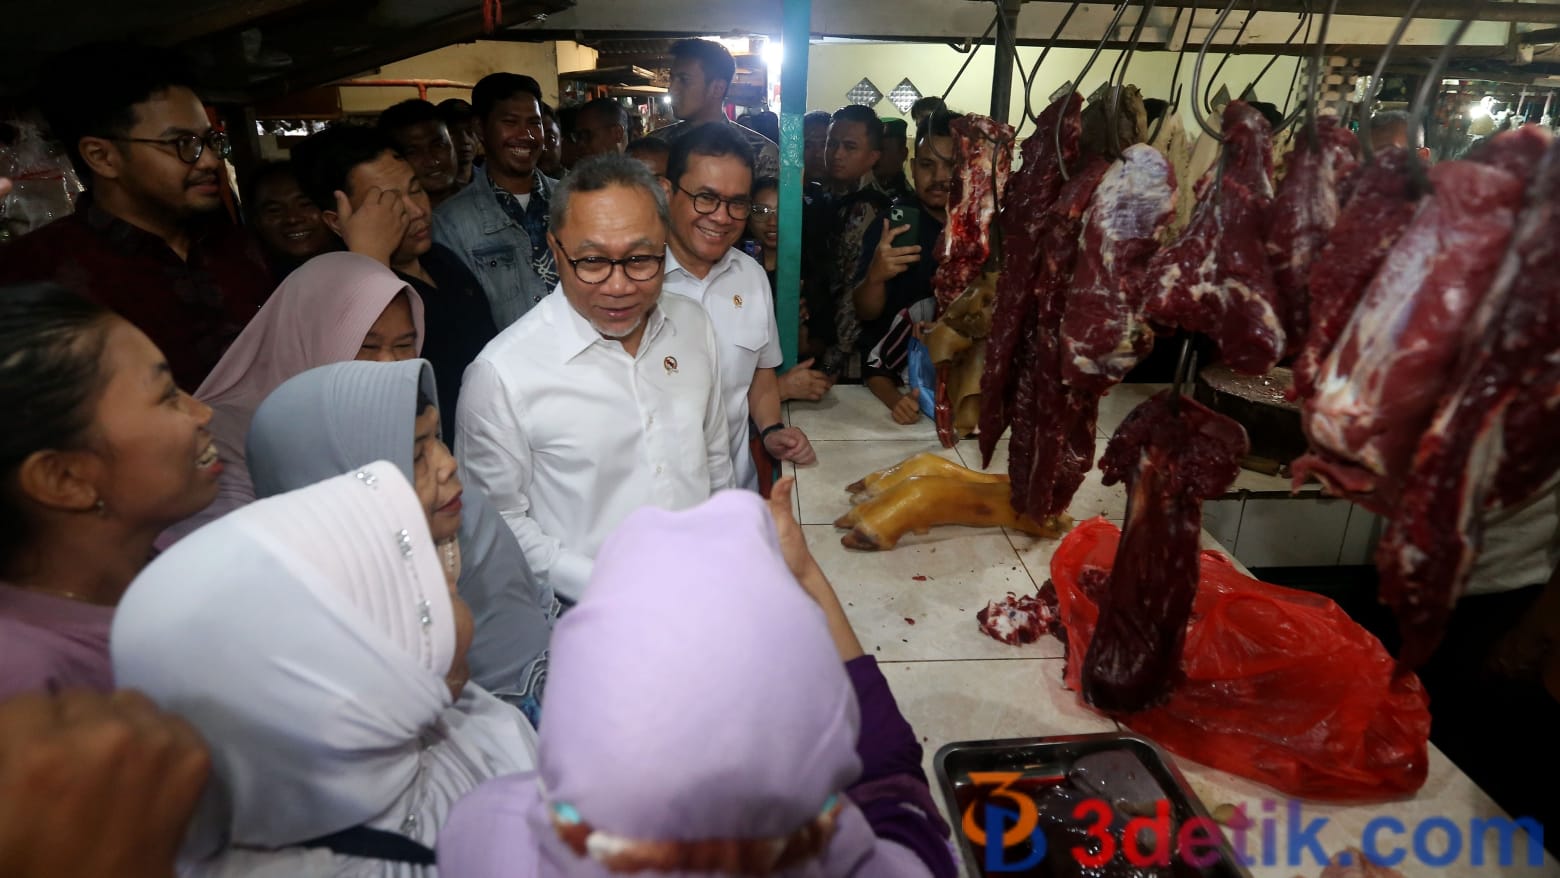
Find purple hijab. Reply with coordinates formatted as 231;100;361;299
437;490;932;877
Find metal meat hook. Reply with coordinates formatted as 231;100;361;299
1019;0;1085;130
1360;0;1428;164
1146;7;1192;145
1405;1;1488;194
1055;0;1135;181
1190;0;1242;143
1103;0;1159;159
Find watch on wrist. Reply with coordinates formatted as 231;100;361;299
759;423;786;441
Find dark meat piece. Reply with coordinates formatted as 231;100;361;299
1060;144;1177;392
1292;147;1421;401
980;94;1081;468
1466;124;1552;181
1376;134;1560;669
1017;158;1112;520
976;591;1053;645
1080;84;1149;160
1083;391;1248;713
1292;157;1527;514
932;115;1015;308
1265;116;1361;355
1144;101;1285;374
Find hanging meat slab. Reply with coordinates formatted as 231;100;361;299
1148;111;1193;237
1083;391;1248;713
1014;158;1113;521
1060;144;1178;393
1376;134;1560;669
979;94;1081;468
1264;116;1361;355
932;115;1015;309
1080;84;1149;160
1292;155;1528;514
1144;101;1285;375
1291;147;1422;402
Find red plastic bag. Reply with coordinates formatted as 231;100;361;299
1050;518;1431;801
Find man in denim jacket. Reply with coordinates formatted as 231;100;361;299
433;72;560;329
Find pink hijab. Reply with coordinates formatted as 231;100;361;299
161;253;425;546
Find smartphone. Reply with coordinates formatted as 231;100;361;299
888;204;921;249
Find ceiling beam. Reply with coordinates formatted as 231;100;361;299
1021;0;1560;25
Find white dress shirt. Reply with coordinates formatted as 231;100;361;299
456;289;734;601
662;247;783;491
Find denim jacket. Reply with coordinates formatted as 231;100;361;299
432;167;558;329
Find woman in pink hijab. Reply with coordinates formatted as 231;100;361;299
436;479;957;878
160;252;426;545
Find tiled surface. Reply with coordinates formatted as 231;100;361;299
1233;495;1355;568
790;388;1555;878
807;524;1063;662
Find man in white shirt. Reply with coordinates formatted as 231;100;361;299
456;153;734;602
660;125;816;492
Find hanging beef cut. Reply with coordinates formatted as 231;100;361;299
1376;135;1560;669
1060;144;1178;393
932;115;1014;308
1144;101;1285;375
1265;116;1361;355
1083;391;1248;713
1012;157;1112;520
979;94;1081;469
1292;154;1528;513
1291;147;1422;402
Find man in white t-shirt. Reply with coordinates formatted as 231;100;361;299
659;124;815;491
456;154;734;602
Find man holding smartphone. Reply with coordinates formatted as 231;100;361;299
852;110;960;423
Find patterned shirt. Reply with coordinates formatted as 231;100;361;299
492;174;560;291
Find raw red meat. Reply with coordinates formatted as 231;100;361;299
975;592;1053;645
1318;850;1408;877
979;94;1081;468
1144;101;1285;375
1292;147;1422;401
1014;158;1112;520
1292;157;1527;514
932;115;1014;308
1376;134;1560;668
1083;391;1248;713
1060;144;1178;393
1265;116;1361;354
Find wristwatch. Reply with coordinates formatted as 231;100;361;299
758;423;786;441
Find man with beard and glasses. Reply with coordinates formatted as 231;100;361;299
0;43;273;391
853;110;959;423
456;154;733;604
293;124;497;439
433;73;559;329
379;98;464;209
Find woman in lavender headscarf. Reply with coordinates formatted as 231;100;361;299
436;479;957;877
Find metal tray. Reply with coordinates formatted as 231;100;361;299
935;732;1252;877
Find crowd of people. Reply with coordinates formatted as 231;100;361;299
0;33;970;878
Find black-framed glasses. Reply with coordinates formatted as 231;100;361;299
749;204;778;219
111;130;231;164
554;239;665;284
676;185;753;220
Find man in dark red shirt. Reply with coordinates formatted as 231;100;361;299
0;43;273;391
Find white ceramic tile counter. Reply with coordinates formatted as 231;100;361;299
784;388;1558;878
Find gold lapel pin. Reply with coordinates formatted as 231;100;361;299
664;356;679;375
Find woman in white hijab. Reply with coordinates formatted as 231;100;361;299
111;461;537;877
246;359;554;723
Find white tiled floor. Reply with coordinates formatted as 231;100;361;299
786;387;1558;878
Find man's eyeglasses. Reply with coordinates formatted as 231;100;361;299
749;204;778;219
110;131;231;165
677;185;753;220
554;240;665;285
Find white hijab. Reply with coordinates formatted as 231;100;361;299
112;461;536;877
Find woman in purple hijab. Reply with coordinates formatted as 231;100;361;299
0;284;220;699
437;479;957;877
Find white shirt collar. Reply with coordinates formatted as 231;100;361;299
554;284;672;364
663;245;739;288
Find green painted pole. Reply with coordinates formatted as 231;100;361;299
776;0;811;368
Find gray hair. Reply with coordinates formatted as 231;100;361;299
549;153;670;233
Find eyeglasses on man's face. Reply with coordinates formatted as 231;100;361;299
554;239;665;284
676;185;753;220
110;130;232;165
